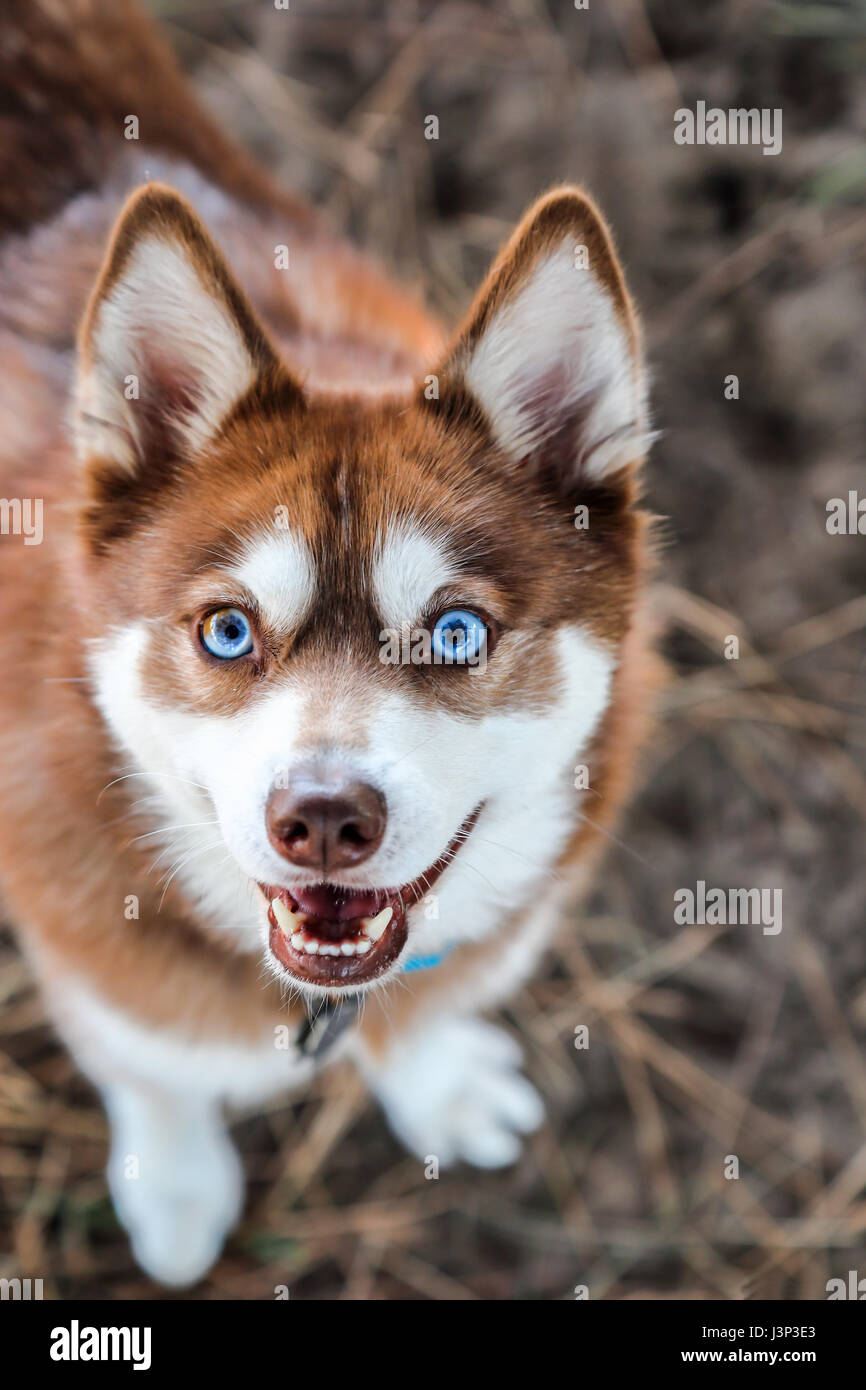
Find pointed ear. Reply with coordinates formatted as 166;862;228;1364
430;187;650;485
76;184;289;475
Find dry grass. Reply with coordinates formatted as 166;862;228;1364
1;0;865;1299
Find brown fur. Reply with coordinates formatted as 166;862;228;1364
0;0;657;1055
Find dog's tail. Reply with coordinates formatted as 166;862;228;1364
0;0;306;237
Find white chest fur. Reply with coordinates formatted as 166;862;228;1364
49;976;318;1107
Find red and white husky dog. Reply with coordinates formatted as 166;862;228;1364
0;0;657;1284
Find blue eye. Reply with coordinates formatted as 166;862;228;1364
431;609;487;665
201;607;254;659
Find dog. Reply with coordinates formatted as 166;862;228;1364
0;0;657;1286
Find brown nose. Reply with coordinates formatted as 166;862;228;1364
266;772;386;872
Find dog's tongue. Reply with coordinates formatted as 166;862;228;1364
289;884;385;922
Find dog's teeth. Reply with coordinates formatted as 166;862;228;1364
272;898;294;933
363;906;393;941
277;904;389;962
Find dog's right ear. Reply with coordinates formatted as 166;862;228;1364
75;184;300;479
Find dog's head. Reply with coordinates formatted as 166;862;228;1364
75;184;649;998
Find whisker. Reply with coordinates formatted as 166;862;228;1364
156;838;226;909
97;768;210;804
127;819;221;846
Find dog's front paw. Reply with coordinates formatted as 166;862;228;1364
369;1017;544;1169
105;1092;243;1288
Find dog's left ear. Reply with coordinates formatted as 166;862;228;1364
429;187;649;485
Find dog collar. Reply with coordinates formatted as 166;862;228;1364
294;997;360;1061
403;946;453;973
294;946;452;1062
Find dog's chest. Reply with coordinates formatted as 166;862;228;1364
50;977;335;1107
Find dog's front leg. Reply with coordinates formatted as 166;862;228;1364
358;1012;544;1170
355;901;567;1169
100;1079;243;1288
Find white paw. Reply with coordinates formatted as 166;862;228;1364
105;1091;243;1287
369;1017;544;1169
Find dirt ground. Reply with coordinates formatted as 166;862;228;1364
1;0;864;1299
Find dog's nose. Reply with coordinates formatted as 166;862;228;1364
266;774;386;871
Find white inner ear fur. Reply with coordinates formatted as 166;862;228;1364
373;523;456;629
463;242;649;480
76;235;256;472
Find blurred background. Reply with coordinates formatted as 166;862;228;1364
1;0;865;1298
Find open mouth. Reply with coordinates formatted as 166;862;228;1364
261;807;481;989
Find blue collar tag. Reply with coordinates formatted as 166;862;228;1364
403;945;453;973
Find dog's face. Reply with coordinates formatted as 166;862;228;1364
75;186;648;998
